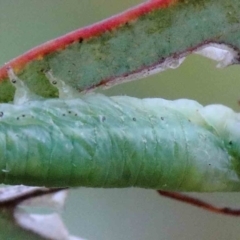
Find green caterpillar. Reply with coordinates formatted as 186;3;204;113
0;69;240;191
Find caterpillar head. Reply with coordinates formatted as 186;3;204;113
199;105;240;163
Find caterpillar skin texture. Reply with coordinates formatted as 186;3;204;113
0;71;240;191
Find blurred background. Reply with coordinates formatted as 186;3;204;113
1;1;240;239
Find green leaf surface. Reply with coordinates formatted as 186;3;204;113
0;0;240;102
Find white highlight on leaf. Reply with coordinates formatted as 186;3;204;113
14;210;85;240
0;186;86;240
194;43;238;68
21;189;68;210
0;185;40;202
166;57;186;69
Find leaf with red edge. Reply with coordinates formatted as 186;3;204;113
0;0;240;102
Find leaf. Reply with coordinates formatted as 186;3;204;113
0;0;240;102
0;186;85;240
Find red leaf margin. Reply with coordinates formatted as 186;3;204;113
0;0;175;81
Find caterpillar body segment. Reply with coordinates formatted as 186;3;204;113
0;70;239;191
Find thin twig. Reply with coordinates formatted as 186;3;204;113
158;190;240;216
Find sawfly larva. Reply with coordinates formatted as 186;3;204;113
0;69;240;191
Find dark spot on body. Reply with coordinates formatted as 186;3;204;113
62;113;66;116
161;117;164;120
52;81;57;85
16;117;19;120
188;119;191;122
229;141;233;145
132;117;136;121
12;79;16;84
209;164;211;166
22;114;25;117
75;113;78;116
68;111;71;114
79;38;83;43
0;112;3;117
102;116;106;122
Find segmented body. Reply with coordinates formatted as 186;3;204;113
0;92;240;191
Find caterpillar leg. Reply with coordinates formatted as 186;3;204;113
7;67;43;105
45;70;82;99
